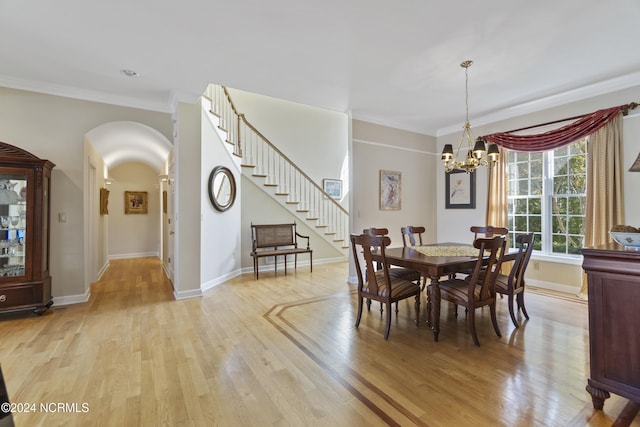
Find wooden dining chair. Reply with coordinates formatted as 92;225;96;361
350;233;421;340
363;228;421;282
455;225;509;279
400;226;425;247
470;225;509;239
495;232;535;328
363;227;422;312
435;235;505;346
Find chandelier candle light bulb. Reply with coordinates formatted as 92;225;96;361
442;60;499;173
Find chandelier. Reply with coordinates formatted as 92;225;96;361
441;60;499;173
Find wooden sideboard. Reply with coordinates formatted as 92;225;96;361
582;243;640;410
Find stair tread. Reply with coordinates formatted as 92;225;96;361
285;201;299;205
240;164;256;168
275;192;289;196
252;174;267;177
296;209;309;212
264;183;278;187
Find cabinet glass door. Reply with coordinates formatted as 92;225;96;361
0;174;27;278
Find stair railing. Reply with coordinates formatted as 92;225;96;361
205;84;349;246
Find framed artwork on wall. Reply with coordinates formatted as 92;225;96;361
322;179;342;199
99;187;109;215
124;191;148;214
379;170;401;210
162;190;167;214
445;169;476;209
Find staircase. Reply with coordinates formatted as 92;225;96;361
204;84;349;252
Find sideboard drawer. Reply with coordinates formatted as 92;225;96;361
0;285;35;309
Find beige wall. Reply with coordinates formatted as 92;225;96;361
351;120;438;246
0;86;172;302
108;162;162;258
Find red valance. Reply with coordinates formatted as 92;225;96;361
483;106;624;152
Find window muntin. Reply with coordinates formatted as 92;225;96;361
507;139;586;256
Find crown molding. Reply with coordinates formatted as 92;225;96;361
436;71;640;137
0;75;172;113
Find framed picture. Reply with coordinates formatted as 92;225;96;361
380;170;401;210
99;188;109;215
445;169;476;209
322;179;342;199
162;190;167;214
124;191;148;214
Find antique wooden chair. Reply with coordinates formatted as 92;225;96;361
435;235;505;346
455;225;509;279
363;227;422;312
470;225;509;239
400;225;425;247
495;233;535;327
363;228;421;282
350;233;421;340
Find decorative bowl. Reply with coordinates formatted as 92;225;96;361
609;231;640;248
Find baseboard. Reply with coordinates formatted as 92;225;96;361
109;251;159;260
174;288;202;300
201;269;243;293
53;288;91;306
97;260;110;281
525;278;581;296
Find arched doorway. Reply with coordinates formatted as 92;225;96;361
84;121;172;287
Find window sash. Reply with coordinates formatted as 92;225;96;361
507;140;586;256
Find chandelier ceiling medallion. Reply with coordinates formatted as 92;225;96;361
441;60;499;173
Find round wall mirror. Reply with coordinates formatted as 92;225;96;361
208;166;236;212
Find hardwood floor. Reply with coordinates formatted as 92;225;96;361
0;257;638;426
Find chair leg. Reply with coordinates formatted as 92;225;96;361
366;298;371;311
384;301;392;340
426;286;432;327
517;292;530;320
395;301;399;314
355;296;364;328
507;293;519;328
414;294;420;327
468;308;480;346
490;303;502;339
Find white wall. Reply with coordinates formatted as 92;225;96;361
201;104;242;290
225;87;349;269
173;102;202;298
227;87;349;205
108;162;162;258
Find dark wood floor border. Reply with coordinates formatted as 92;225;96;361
263;291;430;427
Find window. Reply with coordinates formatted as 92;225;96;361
507;139;587;256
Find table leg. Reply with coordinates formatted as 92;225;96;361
429;275;440;341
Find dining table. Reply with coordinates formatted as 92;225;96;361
375;242;516;342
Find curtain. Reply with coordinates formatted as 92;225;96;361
486;145;509;273
483;105;630;298
579;113;624;297
484;106;623;152
486;145;508;230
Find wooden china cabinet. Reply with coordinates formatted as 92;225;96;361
0;141;54;315
582;243;640;410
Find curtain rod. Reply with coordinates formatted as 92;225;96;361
496;102;639;135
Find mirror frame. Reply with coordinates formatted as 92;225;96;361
208;166;236;212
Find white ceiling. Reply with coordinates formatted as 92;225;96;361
2;0;640;137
